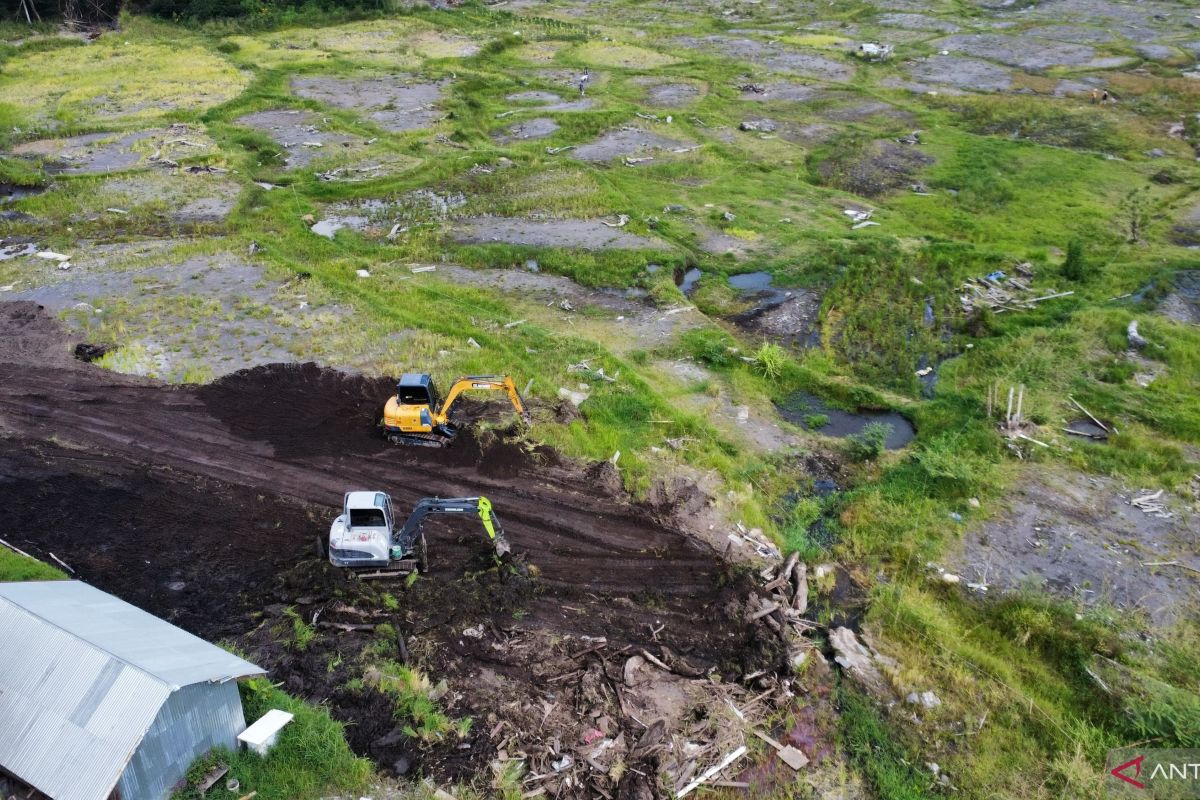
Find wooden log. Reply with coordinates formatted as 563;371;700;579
748;602;780;621
792;562;808;614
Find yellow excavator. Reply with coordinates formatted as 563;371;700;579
381;373;530;446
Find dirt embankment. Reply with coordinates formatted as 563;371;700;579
0;301;786;795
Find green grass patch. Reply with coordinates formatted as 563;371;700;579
173;678;371;800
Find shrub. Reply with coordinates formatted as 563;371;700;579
1062;239;1088;282
680;327;737;368
847;422;891;461
753;342;787;380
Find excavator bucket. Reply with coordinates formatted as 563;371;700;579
477;497;511;558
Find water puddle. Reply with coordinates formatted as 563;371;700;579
676;266;702;294
1064;418;1109;442
777;391;915;449
729;270;789;309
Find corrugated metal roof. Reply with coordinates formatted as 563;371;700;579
0;581;263;687
0;581;264;800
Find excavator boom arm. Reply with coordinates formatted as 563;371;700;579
394;496;510;556
436;375;529;426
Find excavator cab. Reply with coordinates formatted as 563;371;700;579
382;373;529;447
396;373;440;409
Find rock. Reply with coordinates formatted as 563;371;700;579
664;204;686;213
940;572;961;584
462;625;484;639
356;269;371;278
814;563;835;579
1146;148;1166;158
1128;320;1148;349
301;213;315;223
907;690;941;708
739;118;778;132
927;762;940;776
830;626;891;698
968;497;980;509
525;258;540;272
392;756;411;775
722;210;736;221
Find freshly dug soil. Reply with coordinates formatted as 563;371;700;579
0;301;784;792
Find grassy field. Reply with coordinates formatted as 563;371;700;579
2;0;1198;797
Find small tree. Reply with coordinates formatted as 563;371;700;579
1118;187;1152;243
1062;239;1088;282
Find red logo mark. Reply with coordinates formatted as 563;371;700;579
1111;755;1146;789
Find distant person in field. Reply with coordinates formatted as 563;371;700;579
579;69;590;97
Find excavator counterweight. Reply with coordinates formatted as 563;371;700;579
381;373;529;447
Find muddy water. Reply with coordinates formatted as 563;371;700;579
778;391;915;449
729;270;789;308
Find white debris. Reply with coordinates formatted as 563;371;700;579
467;337;481;348
35;251;70;261
356;269;371;278
1127;320;1149;349
558;387;589;407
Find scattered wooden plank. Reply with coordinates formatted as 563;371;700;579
751;729;808;770
676;745;748;798
1068;396;1109;433
196;763;229;796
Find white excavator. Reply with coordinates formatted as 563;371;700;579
320;491;511;578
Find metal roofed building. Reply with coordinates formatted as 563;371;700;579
0;581;266;800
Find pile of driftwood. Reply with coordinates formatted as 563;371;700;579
746;552;817;674
960;263;1073;314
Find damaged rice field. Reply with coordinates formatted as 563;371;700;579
0;0;1199;799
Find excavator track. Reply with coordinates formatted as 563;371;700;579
385;430;455;448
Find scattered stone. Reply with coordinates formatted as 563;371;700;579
739;118;778;132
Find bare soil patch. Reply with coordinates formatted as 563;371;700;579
430;264;704;351
1170;203;1200;247
1157;270;1200;324
950;468;1200;626
906;55;1013;91
633;77;706;107
875;12;961;32
931;33;1118;71
504;90;595;112
290;75;446;133
492;116;559;143
0;301;788;789
13;126;217;175
235;109;362;169
738;81;821;103
676;35;855;82
816;139;935;199
450;216;672;250
571;128;695;163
